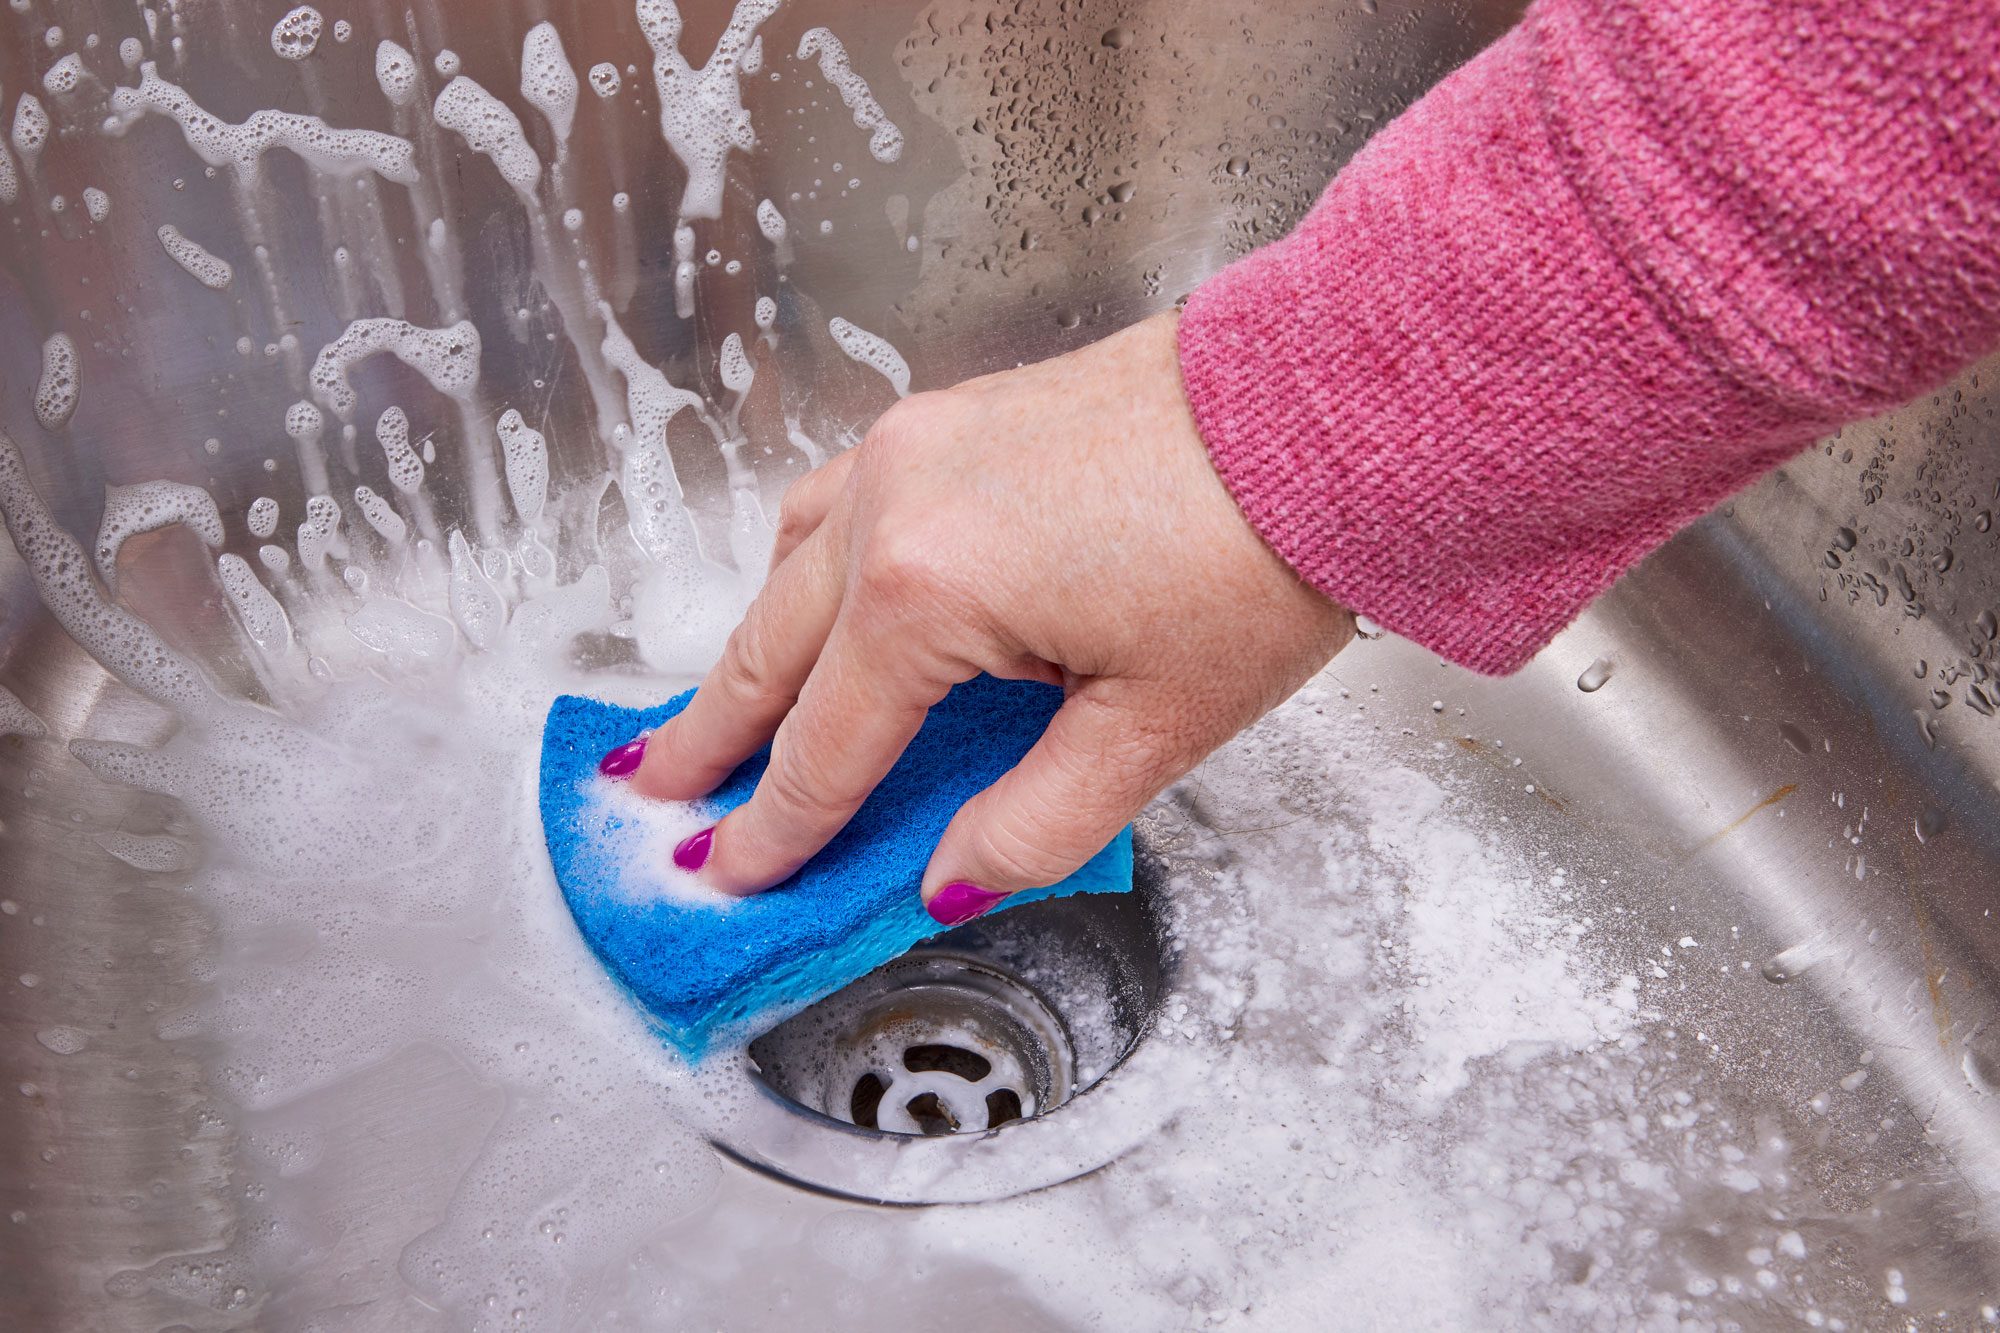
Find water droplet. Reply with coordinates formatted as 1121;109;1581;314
1576;657;1614;692
1777;722;1813;754
1225;155;1251;176
1762;944;1814;984
1915;807;1948;843
1099;25;1133;49
1832;526;1858;551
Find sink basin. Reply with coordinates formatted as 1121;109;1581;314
3;0;1998;1327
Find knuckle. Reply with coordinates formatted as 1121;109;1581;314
853;520;955;610
861;393;938;462
755;750;851;832
773;492;816;543
718;623;791;711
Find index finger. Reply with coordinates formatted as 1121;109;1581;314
698;612;961;894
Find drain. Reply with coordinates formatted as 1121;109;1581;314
751;952;1078;1136
715;837;1200;1203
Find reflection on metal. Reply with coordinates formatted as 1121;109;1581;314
5;0;2000;1326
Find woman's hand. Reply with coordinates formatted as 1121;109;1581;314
630;311;1353;921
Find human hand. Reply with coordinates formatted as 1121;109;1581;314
621;311;1354;921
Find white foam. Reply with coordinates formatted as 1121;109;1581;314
285;400;323;443
755;197;785;242
587;63;620;98
374;41;418;106
81;185;109;221
753;296;776;332
33;333;79;430
248;496;279;539
110;63;417;182
636;0;782;220
520;22;578;147
269;6;323;61
119;36;143;68
333;19;351;43
827;316;910;397
673;221;696;318
796;28;904;164
0;430;211;710
718;332;753;395
0;684;45;739
258;543;291;573
41;53;86;96
496;409;548;524
375;406;425;492
218;553;293;654
571;778;728;906
12;93;50;165
93;481;225;589
156;223;233;289
35;1026;86;1056
96;830;195;872
296;494;347;570
309;318;482;420
434;49;461;78
346;595;455;664
446;529;507;649
433;74;542;198
0;143;17;206
350;486;405;544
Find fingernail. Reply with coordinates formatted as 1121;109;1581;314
926;881;1006;927
672;827;714;872
598;735;647;779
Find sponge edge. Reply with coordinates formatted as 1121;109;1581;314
538;676;1134;1061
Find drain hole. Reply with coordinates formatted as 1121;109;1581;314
850;1071;888;1129
985;1089;1023;1128
905;1092;960;1136
903;1043;992;1082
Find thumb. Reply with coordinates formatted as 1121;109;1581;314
920;682;1186;926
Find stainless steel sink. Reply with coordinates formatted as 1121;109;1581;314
5;0;2000;1328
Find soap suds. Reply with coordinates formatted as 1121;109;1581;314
111;62;417;183
33;333;79;430
0;684;45;739
828;316;911;397
796;28;904;164
93;481;226;589
309;318;482;420
433;75;542;199
637;0;782;220
520;22;578;147
156;222;234;288
269;6;323;61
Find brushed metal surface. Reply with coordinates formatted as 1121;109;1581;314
6;0;2000;1329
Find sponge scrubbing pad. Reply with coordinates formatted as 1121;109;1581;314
538;676;1134;1060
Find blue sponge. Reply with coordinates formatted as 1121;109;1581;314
537;676;1134;1060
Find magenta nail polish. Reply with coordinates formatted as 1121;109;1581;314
927;881;1006;927
673;827;713;872
598;736;647;779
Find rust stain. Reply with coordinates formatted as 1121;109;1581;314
1694;783;1797;851
1907;880;1957;1049
1449;735;1569;813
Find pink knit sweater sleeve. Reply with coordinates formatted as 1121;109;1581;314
1176;0;2000;674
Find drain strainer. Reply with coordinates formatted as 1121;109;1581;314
750;953;1077;1136
707;838;1199;1203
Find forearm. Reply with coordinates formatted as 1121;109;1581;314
1178;0;2000;673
